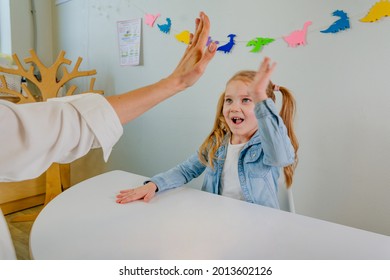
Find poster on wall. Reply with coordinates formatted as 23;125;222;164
117;18;141;66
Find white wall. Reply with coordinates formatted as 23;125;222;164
2;0;53;65
52;0;390;235
0;0;12;53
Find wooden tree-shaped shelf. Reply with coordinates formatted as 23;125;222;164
0;49;103;221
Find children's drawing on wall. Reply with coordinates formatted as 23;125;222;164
117;18;142;66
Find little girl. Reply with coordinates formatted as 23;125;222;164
116;57;298;209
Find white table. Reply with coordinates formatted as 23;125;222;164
30;170;390;259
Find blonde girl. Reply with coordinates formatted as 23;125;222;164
116;57;298;209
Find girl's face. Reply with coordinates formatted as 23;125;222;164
223;80;258;144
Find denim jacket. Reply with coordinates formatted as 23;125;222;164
149;99;295;209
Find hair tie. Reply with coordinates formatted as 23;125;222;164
273;84;280;92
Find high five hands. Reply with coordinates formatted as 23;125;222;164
167;11;217;90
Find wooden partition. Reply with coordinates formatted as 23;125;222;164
0;176;46;215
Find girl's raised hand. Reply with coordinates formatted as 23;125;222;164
248;57;277;103
116;182;157;204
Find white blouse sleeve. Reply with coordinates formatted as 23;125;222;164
0;93;123;182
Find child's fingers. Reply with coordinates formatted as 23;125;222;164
257;57;277;78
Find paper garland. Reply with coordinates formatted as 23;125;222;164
145;13;160;27
142;0;390;54
321;10;350;33
206;37;219;46
360;0;390;22
157;18;172;34
217;34;236;53
175;30;190;44
283;21;312;47
246;38;275;53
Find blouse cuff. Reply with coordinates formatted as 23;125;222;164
48;93;123;161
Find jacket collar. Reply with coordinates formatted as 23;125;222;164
218;130;261;155
223;130;261;146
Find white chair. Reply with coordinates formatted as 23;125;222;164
286;187;296;213
277;178;296;213
0;208;17;259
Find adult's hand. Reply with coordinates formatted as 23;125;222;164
107;11;217;124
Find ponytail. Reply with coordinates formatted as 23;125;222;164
270;83;299;188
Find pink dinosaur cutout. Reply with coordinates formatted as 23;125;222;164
145;13;160;27
283;21;312;47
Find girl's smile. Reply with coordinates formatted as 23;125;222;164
231;117;244;124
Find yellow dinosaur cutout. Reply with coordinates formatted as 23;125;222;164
360;0;390;22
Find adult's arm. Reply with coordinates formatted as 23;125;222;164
0;12;216;182
0;94;122;182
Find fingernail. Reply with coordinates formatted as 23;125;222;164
209;42;216;52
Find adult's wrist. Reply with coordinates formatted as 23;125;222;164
163;74;188;94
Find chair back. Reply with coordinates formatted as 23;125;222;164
286;187;296;213
277;178;296;213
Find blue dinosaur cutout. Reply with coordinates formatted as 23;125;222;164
158;18;172;34
217;34;236;54
321;10;350;33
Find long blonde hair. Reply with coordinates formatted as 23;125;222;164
198;70;299;188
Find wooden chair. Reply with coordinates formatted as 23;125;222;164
0;49;103;221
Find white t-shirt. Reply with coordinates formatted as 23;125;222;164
221;141;247;200
0;93;123;182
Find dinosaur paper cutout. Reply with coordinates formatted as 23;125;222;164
206;36;219;46
158;18;172;34
217;34;236;54
360;0;390;22
145;13;160;27
283;21;312;47
175;30;190;44
321;10;350;33
246;37;275;53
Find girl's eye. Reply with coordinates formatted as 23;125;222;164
242;98;251;103
225;98;232;104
